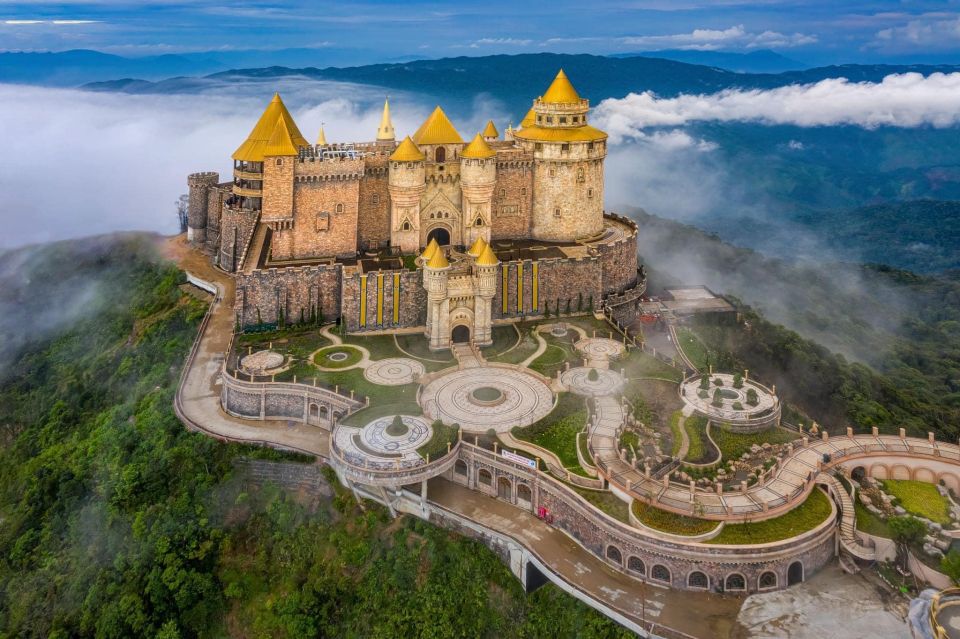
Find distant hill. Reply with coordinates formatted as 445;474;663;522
612;49;807;73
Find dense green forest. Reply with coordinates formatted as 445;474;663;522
0;235;629;638
632;210;960;438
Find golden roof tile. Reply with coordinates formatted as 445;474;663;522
460;133;496;159
262;115;300;157
466;235;487;256
390;136;426;162
541;69;582;104
421;237;439;261
412;106;463;145
482;120;499;139
475;244;499;266
233;93;308;161
377;98;395;141
520;108;536;128
426;246;449;269
513;124;607;143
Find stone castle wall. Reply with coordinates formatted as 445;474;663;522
219;206;259;273
340;269;427;332
491;158;534;241
597;213;639;295
235;264;342;327
358;157;391;250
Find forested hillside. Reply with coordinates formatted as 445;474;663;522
0;234;628;638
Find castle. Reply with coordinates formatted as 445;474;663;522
187;70;644;348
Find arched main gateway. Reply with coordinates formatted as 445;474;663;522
427;227;450;246
452;325;470;344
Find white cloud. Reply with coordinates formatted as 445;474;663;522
3;19;99;25
545;24;816;51
594;73;960;141
873;13;960;51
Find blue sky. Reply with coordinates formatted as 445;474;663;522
2;0;960;64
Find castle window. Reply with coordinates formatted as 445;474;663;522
535;143;543;151
577;167;585;182
335;203;344;214
587;188;593;198
276;158;283;166
475;218;483;226
402;221;411;231
521;188;526;196
554;208;561;218
537;115;542;124
546;116;553;123
435;147;446;163
559;116;567;124
499;188;506;197
562;143;570;152
372;194;380;204
587;142;594;151
549;168;556;177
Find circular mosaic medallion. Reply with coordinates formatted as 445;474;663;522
363;358;426;386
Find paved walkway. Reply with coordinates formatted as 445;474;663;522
164;235;331;457
429;478;743;639
363;358;425;385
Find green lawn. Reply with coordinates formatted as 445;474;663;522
490;324;541;365
393;333;455;364
881;479;952;525
631;501;720;536
512;393;587;474
286;366;419;407
480;325;521;357
707;488;832;545
236;326;331;360
683;415;714;464
569;485;630;523
339;400;423;427
313;345;364;368
529;342;576;378
621;350;684;382
855;501;892;538
669;410;684;456
417;421;460;460
341;333;402;360
675;327;711;372
710;425;799;462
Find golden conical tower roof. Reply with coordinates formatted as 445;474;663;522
426;246;449;269
476;244;499;266
412;106;463;145
541;69;582;104
466;235;487;256
390;136;425;162
377;98;395;141
262;115;300;157
461;133;496;159
233;93;308;161
482;120;498;139
520;108;536;128
421;237;439;261
316;125;327;146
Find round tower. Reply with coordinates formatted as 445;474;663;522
514;70;607;242
422;247;451;349
388;136;426;252
187;171;219;244
460;133;497;249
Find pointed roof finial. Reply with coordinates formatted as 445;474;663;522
426;245;449;269
390;136;425;162
316;123;327;146
541;69;581;104
412;106;463;145
233;92;309;161
377;97;395;141
461;133;496;159
482;120;499;140
467;235;487;257
476;244;499;266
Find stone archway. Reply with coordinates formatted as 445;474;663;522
788;561;804;586
497;476;512;501
452;324;471;344
427;226;451;246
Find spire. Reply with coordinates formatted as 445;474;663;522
377;97;395;141
426;245;449;269
390;136;425;162
461;133;496;159
482;120;499;140
476;244;499;266
316;125;327;146
233;93;308;161
520;108;535;129
541;69;582;104
467;235;487;257
421;237;439;261
262;115;300;157
412;106;463;145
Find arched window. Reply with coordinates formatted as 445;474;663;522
499;188;506;197
554;208;561;218
335;203;344;213
401;221;411;231
521;187;526;196
276;158;283;166
435;147;446;163
478;468;492;485
475;217;483;226
725;574;746;591
688;571;708;590
758;571;777;590
605;545;622;565
517;483;532;503
651;565;671;583
587;188;593;199
627;556;645;575
454;460;468;476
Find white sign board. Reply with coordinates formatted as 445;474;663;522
502;449;537;469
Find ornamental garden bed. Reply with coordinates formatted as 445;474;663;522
880;479;952;525
631;501;720;536
417;421;460;460
512;393;591;477
706;488;832;545
313;345;363;369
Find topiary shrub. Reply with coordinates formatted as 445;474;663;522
587;368;600;382
713;377;723;387
699;376;710;390
712;388;724;407
732;401;744;411
386;415;409;437
733;372;743;389
698;390;709;399
746;388;759;406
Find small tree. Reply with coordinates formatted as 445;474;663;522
733;372;743;389
544;301;551;318
386;415;409;437
588;368;600;382
556;297;561;317
746;388;759;406
299;307;305;325
565;298;571;314
712;388;724;407
277;307;285;329
175;193;189;233
889;515;927;571
699;375;710;390
942;549;960;585
713;377;723;387
578;292;583;311
588;295;594;312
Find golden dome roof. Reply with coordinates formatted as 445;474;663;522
541;69;582;104
466;235;487;256
390;136;425;162
475;244;499;266
482;120;499;139
262;115;300;157
233;93;309;161
461;133;496;159
513;124;607;143
421;237;439;261
412;106;464;145
520;108;536;128
426;246;449;269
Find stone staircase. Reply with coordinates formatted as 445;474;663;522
452;342;484;369
819;473;876;563
233;458;332;496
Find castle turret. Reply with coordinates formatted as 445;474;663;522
316;125;328;146
482;120;499;142
472;243;499;344
422;246;451;349
187;171;219;244
514;70;607;242
388;136;426;252
460;133;497;249
376;98;395;144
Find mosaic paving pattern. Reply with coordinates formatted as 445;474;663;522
575;337;625;361
240;350;284;374
561;366;625;397
363;358;426;386
419;367;554;433
333;415;432;468
679;373;777;421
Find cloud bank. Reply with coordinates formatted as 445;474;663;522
594;73;960;141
